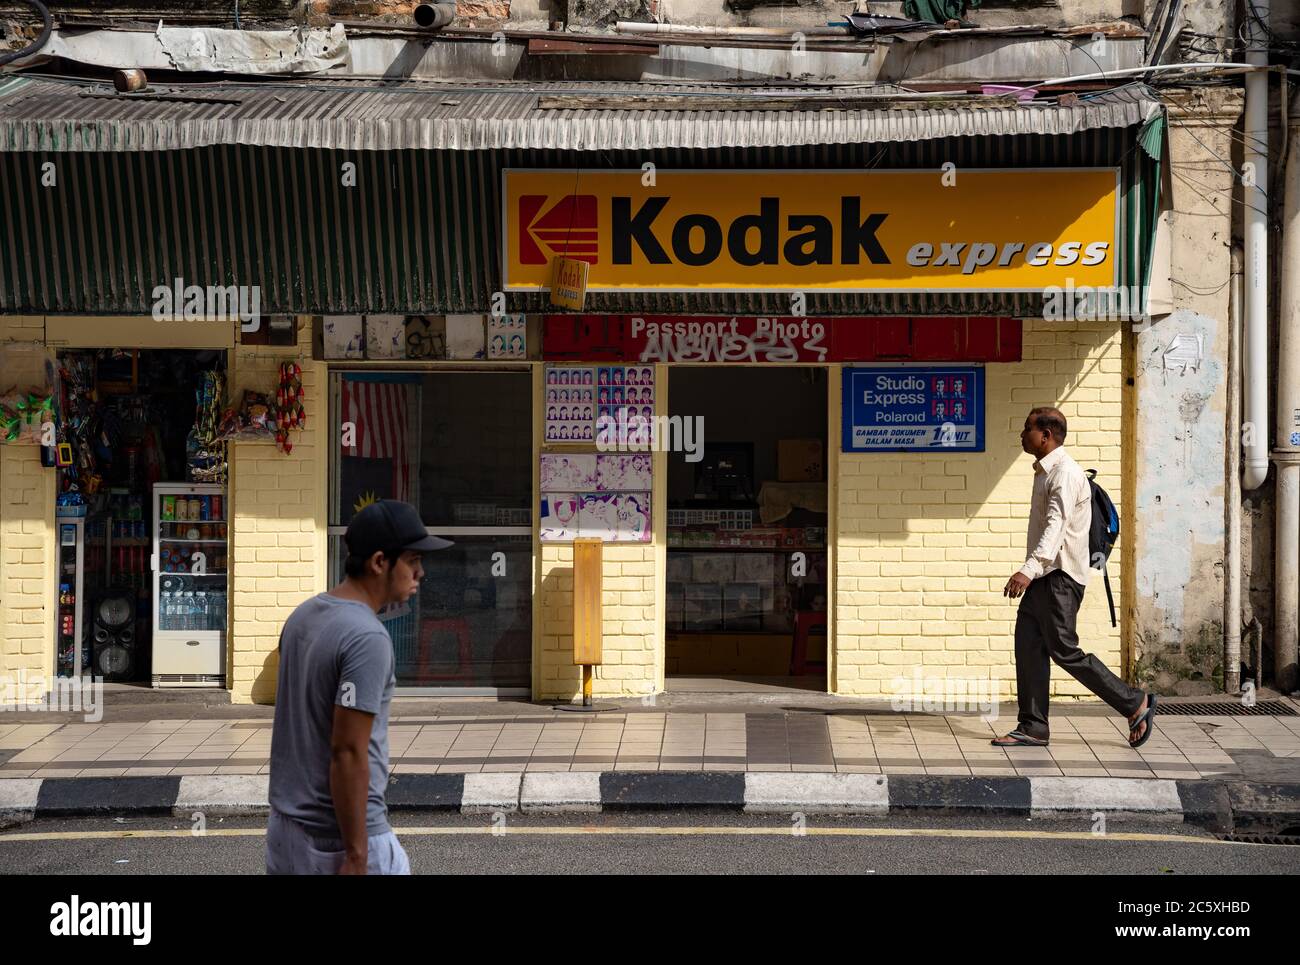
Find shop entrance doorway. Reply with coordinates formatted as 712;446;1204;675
329;370;532;695
54;349;229;686
665;366;829;693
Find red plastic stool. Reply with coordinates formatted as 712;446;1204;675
789;610;828;676
414;617;474;683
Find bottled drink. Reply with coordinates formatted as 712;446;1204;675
160;591;171;631
196;592;208;631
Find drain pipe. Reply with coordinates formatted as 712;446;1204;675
1226;245;1243;694
413;3;456;29
1275;80;1300;694
1242;0;1270;492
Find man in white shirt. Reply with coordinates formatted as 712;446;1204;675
992;407;1156;749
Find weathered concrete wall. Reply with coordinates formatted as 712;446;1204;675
1130;88;1241;694
1;0;299;25
3;0;1168;36
493;0;1141;33
1172;0;1234;61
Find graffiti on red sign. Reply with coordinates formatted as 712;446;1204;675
541;315;1023;364
630;316;827;363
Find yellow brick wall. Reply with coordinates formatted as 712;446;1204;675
0;444;58;700
0;323;57;703
227;321;328;704
833;317;1124;699
537;543;661;699
0;314;1125;705
533;363;667;701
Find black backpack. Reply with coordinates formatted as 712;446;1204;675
1085;469;1119;627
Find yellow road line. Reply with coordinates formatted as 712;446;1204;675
0;825;1254;845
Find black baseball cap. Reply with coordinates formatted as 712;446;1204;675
345;500;453;558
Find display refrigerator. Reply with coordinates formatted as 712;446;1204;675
150;482;227;687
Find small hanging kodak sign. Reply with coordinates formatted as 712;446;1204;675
549;256;589;310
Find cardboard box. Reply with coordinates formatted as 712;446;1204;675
666;582;685;632
733;553;774;583
723;583;763;631
684;583;723;631
692;553;734;583
777;438;824;481
667;554;693;582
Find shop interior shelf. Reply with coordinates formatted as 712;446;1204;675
160;538;227;544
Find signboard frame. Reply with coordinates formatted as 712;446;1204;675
504;167;1122;295
841;364;986;453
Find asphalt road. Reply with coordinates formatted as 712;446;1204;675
2;811;1297;875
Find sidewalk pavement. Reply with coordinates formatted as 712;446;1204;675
2;694;1299;828
3;699;1300;781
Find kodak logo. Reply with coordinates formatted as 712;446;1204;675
612;196;890;267
520;194;599;265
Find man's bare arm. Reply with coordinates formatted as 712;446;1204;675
330;705;374;875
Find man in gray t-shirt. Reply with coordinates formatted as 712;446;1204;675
266;500;451;876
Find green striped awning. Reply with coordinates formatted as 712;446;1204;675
0;79;1162;316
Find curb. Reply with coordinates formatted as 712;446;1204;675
0;774;1296;832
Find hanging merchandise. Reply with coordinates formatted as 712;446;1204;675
273;361;305;454
214;389;274;443
189;368;228;483
56;354;98;493
211;366;303;454
0;389;54;445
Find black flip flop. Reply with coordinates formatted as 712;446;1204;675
1128;694;1158;748
991;730;1049;747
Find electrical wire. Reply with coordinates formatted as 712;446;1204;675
0;0;52;68
1177;119;1271;203
990;62;1300;98
1169;167;1270;222
1171;276;1233;295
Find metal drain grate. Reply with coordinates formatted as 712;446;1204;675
1155;699;1298;717
1217;832;1300;846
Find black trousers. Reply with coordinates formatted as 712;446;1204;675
1014;569;1145;740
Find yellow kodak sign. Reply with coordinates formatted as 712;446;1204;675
549;256;589;310
503;169;1119;293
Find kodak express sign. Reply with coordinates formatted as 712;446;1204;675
503;169;1119;293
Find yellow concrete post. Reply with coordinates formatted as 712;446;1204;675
0;326;58;704
573;537;602;706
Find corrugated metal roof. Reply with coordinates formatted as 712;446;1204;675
0;75;1162;152
0;130;1159;316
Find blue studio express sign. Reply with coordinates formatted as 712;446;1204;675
842;366;985;452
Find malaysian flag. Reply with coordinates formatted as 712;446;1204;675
341;378;416;504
